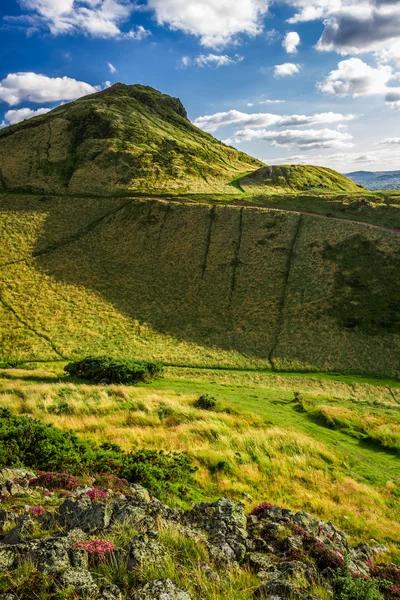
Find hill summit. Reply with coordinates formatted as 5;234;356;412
0;84;263;196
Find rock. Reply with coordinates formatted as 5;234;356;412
0;546;18;572
130;485;151;502
112;502;147;528
247;552;275;574
132;579;192;600
200;561;220;583
185;498;247;564
292;511;319;534
59;567;99;597
99;583;123;600
370;544;388;556
254;579;301;598
28;536;88;573
1;515;34;545
56;496;113;532
128;531;167;571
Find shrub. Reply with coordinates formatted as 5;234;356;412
0;410;195;500
64;356;163;384
194;394;217;410
371;564;400;599
249;501;275;518
122;450;197;497
30;472;82;490
335;567;385;600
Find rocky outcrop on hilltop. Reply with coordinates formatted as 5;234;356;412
0;469;397;600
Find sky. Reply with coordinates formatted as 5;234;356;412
0;0;400;173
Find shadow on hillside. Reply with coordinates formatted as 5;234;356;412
2;193;400;375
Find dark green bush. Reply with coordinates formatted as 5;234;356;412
64;356;163;384
194;394;217;410
0;409;195;499
122;450;197;497
335;567;384;600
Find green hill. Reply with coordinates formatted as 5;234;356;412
0;85;399;378
238;164;362;194
0;83;262;195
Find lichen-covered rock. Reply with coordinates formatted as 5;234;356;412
59;567;99;597
56;496;113;532
128;531;167;571
254;579;301;599
0;546;17;572
28;536;88;573
132;579;192;600
184;498;247;565
99;583;124;600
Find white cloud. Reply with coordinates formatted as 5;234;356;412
318;58;393;96
282;31;300;54
0;72;99;106
146;0;269;48
274;63;301;77
193;110;282;132
14;0;149;39
194;110;355;132
284;1;400;67
229;127;353;150
378;137;400;144
125;25;151;40
2;106;51;126
182;54;243;68
259;99;286;104
107;61;117;73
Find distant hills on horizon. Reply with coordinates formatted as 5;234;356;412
346;170;400;191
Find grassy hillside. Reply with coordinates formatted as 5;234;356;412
1;364;399;557
0;84;262;196
238;165;362;194
1;193;399;377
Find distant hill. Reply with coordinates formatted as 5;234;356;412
0;83;262;195
346;170;400;191
239;165;362;194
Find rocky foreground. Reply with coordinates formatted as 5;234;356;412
0;469;398;599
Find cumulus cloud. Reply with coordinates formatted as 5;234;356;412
147;0;269;47
284;1;400;66
318;58;393;96
282;31;300;54
0;72;99;106
181;54;243;68
274;63;301;77
193;110;355;133
227;127;354;150
13;0;149;39
2;106;51;126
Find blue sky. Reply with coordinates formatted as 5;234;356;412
1;0;400;172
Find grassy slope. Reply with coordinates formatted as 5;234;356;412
238;165;362;194
1;364;399;557
1;193;399;377
0;84;262;196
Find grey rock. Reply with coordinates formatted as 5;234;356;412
99;584;123;600
0;546;18;572
185;498;247;564
128;531;167;571
247;552;275;574
28;536;88;573
59;567;99;597
1;515;34;545
132;579;192;600
57;496;113;532
200;562;220;582
254;579;301;598
292;512;319;534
